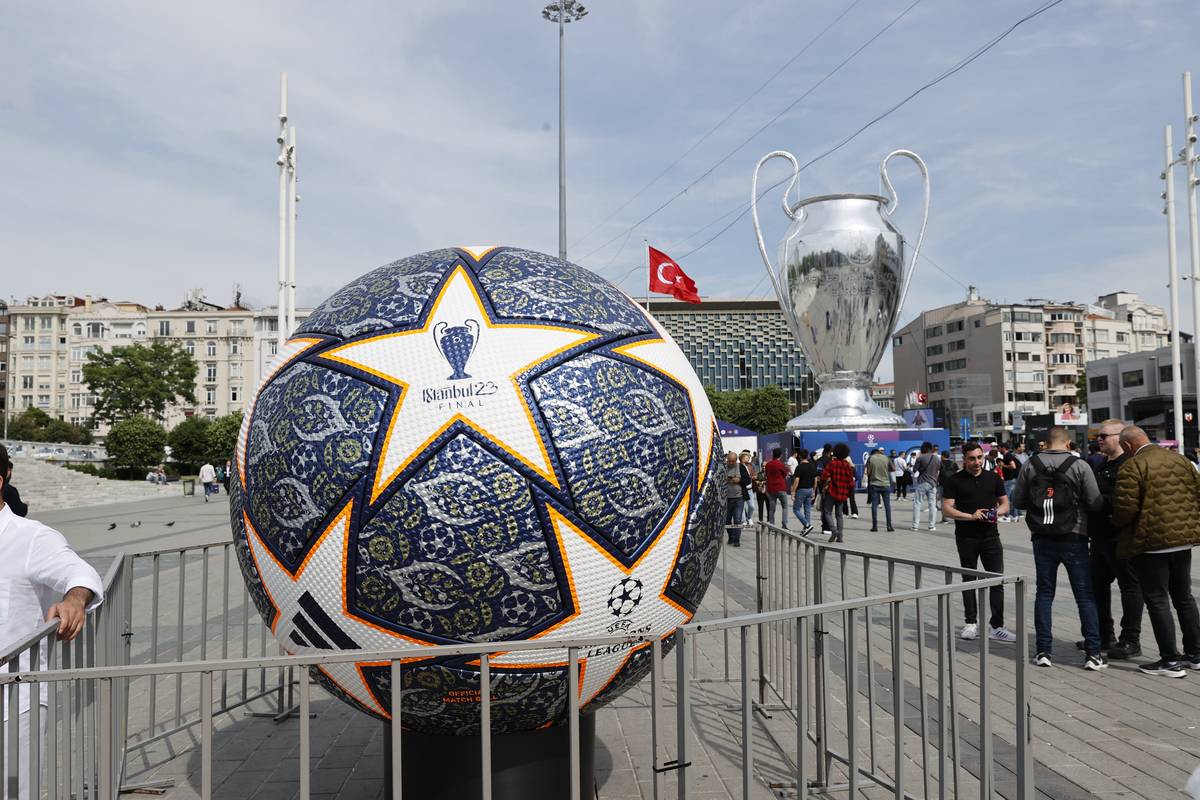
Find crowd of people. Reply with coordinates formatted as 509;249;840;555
724;421;1200;675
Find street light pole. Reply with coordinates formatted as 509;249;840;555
1183;72;1200;451
277;73;289;349
1165;125;1185;454
542;0;588;262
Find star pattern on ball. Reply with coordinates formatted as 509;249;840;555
487;493;692;708
318;265;600;503
241;500;435;716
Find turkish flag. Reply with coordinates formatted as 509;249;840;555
647;245;701;303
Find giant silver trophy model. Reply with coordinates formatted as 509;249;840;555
752;149;929;430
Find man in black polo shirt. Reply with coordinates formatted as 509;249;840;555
942;441;1016;643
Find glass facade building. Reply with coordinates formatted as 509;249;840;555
648;299;815;416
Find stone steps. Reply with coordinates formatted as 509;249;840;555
5;458;175;513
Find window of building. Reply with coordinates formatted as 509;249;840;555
206;341;217;357
1016;351;1030;361
22;336;33;347
1050;353;1074;364
230;386;241;402
20;376;33;389
944;359;967;371
928;363;944;374
230;340;241;356
1090;407;1110;423
206;320;218;334
926;344;943;356
1116;331;1127;343
928;381;945;392
892;335;903;347
230;363;242;379
230;320;245;336
185;320;196;334
40;317;52;330
946;320;965;333
947;339;966;352
1050;333;1077;344
158;320;171;336
1089;375;1108;392
185;340;195;356
1048;311;1078;321
205;387;216;405
23;318;35;331
974;319;981;328
268;341;278;356
206;363;217;381
1121;369;1144;387
925;325;943;338
1160;364;1176;383
72;323;82;336
70;370;81;384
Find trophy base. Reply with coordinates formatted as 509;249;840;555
786;387;906;431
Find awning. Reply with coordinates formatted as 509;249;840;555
1135;413;1166;428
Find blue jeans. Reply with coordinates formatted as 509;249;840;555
1033;537;1101;655
743;493;756;524
912;482;937;529
1004;479;1020;519
868;485;892;528
793;488;814;527
725;498;745;544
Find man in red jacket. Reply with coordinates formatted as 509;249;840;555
763;447;792;529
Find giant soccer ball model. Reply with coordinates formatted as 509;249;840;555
231;246;724;734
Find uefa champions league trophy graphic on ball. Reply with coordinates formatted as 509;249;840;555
433;319;480;380
752;149;929;430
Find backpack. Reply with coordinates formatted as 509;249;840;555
1024;454;1080;537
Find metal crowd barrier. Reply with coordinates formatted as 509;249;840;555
730;521;1034;799
0;529;1033;799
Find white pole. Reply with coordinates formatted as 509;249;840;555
287;126;298;335
1165;125;1185;454
277;73;289;348
557;0;567;261
1183;72;1200;451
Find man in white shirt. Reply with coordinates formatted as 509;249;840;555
199;461;218;502
0;473;103;800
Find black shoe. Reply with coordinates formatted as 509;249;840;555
1083;654;1108;671
869;527;878;532
1107;641;1141;660
886;526;895;532
1139;659;1187;678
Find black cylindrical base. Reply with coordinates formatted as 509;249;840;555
384;714;596;800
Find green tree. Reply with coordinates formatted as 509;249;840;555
1074;376;1087;410
6;408;92;444
704;385;792;434
82;342;198;426
105;416;167;471
167;415;212;473
205;412;243;467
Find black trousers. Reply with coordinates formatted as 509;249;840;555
956;534;1005;629
1130;550;1200;661
1090;537;1142;646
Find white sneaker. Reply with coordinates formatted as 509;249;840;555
851;514;859;519
928;525;936;531
988;626;1017;643
960;623;979;640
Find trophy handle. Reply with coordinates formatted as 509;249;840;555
751;150;801;328
464;319;481;359
880;149;930;319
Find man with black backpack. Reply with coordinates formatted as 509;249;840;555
1012;426;1106;670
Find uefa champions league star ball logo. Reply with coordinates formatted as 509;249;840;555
230;246;724;735
607;578;643;617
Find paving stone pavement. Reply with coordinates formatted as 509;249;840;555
28;494;1200;799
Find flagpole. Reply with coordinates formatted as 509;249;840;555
644;240;652;315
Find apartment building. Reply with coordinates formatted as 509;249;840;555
0;300;8;417
4;292;311;436
892;287;1169;439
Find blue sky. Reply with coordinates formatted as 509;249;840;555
2;1;1199;380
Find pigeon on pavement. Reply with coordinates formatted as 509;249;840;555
165;521;176;527
130;521;142;528
107;523;117;530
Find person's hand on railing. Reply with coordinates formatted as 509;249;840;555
46;586;94;641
